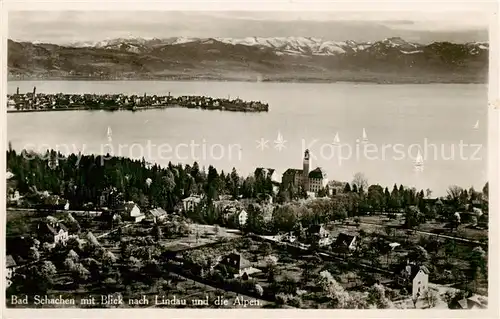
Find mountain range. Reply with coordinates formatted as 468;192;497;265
8;37;489;83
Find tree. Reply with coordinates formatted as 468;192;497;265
343;183;352;193
255;284;264;297
143;259;162;279
265;255;279;282
468;246;487;290
389;184;401;212
260;242;272;255
152;224;163;242
352;184;358;194
425;188;433;198
412;295;419;308
405;206;423;229
81;257;102;279
230;167;240;198
32;238;41;249
67;249;79;261
67;236;84;252
316;270;352;308
424;289;438;308
64;258;76;270
447;185;463;207
482;182;489;200
86;231;101;247
367;185;385;212
28;246;40;261
408;245;430;265
246;203;265;234
352;173;368;192
42;242;53;253
102;250;117;265
272;204;299;233
128;256;143;272
367;283;394;309
71;263;91;284
24;261;57;293
39;261;57;283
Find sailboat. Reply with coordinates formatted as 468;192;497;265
107;126;113;142
473;120;479;129
362;128;368;143
333;132;340;146
414;150;424;172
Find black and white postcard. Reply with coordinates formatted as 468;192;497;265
1;0;498;317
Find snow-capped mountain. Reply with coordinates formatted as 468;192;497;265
67;36;433;57
8;36;489;83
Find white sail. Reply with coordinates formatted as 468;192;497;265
415;150;424;165
362;128;368;142
474;120;479;129
414;150;424;172
107;126;113;142
333;132;340;145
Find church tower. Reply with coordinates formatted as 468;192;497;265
302;149;310;191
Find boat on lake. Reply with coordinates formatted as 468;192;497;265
362;128;368;143
333;132;340;146
414;150;424;172
107;126;113;142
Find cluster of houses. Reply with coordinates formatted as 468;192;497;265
5;199;172;288
6;87;269;112
280;223;435;301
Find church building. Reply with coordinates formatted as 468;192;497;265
282;150;328;195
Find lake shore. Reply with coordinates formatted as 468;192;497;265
6;104;268;114
8;73;487;85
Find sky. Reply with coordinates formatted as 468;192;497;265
8;9;491;44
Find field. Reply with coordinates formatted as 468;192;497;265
6;208;489;308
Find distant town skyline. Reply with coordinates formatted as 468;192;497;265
9;10;491;45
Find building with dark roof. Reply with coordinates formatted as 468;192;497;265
37;221;69;244
307;224;331;246
149;207;168;223
6;255;16;268
308;167;327;193
5;255;17;287
123;201;145;222
254;168;279;182
281;150;328;195
219;252;261;279
333;233;357;253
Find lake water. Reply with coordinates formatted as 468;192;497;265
7;81;488;196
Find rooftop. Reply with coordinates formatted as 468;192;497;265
309;167;326;179
283;168;303;175
183;196;202;203
334;233;356;247
40;221;68;235
149;207;167;217
6;255;16;268
124;201;139;213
